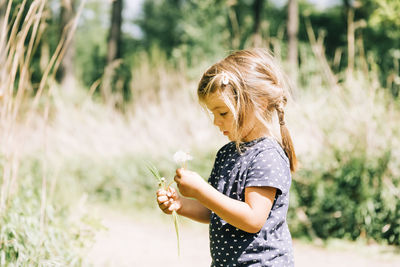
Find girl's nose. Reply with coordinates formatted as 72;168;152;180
213;116;222;127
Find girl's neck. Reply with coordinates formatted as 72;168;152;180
240;124;272;142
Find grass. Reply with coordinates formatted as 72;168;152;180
0;0;96;265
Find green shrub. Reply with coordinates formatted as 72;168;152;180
290;148;400;245
0;156;99;265
287;74;400;245
0;181;96;266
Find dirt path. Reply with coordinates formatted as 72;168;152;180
86;207;400;267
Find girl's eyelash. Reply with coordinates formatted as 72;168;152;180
220;112;228;116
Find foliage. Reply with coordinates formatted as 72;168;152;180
135;0;287;66
290;149;400;245
74;1;109;87
0;1;98;264
299;1;400;96
286;65;400;245
135;0;230;66
0;159;97;266
367;0;400;38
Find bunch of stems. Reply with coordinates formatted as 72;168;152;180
147;163;180;257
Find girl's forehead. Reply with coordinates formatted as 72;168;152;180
204;92;227;111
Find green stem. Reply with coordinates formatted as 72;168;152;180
172;210;180;257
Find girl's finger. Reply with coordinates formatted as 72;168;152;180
161;205;171;213
167;186;175;197
168;203;177;211
174;175;180;184
157;189;167;196
167;187;178;199
170;189;178;199
157;196;168;203
159;202;170;211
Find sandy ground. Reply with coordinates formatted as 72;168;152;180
85;208;400;267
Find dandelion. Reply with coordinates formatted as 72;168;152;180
146;162;180;257
173;150;192;169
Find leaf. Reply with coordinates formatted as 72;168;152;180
146;161;163;183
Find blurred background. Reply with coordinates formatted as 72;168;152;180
0;0;399;266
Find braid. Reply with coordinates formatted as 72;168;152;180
276;97;298;172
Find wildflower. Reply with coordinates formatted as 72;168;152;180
173;150;192;169
146;162;180;257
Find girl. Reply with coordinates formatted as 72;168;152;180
157;48;298;267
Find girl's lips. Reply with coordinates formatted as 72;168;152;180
223;131;229;135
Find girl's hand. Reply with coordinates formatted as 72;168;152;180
156;186;181;215
174;168;206;199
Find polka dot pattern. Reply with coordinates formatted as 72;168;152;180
208;137;294;267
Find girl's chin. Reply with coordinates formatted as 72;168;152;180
223;131;232;139
227;135;235;141
221;131;236;141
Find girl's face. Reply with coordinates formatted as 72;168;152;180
205;92;236;141
204;91;264;142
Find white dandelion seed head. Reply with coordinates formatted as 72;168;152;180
173;150;193;165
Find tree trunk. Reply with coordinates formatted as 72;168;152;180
287;0;298;87
228;5;240;50
0;0;5;19
252;0;264;47
107;0;123;64
346;6;355;77
102;0;123;104
59;0;76;92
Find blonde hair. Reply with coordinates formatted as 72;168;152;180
197;48;298;172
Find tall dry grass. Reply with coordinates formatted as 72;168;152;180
0;0;86;210
0;0;96;264
0;0;48;216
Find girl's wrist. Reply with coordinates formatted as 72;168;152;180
176;197;185;215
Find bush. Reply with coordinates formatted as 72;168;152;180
287;72;400;245
0;169;97;266
290;149;400;245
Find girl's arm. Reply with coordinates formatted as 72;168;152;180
177;197;211;224
174;169;276;233
195;183;275;233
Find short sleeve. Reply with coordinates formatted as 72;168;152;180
207;153;219;187
244;148;291;195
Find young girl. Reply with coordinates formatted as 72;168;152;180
157;48;297;267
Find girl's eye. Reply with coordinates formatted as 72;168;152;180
220;112;228;116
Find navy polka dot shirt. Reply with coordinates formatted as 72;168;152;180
208;137;294;267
